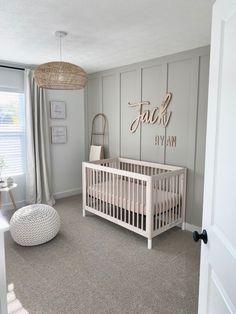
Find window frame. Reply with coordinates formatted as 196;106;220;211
0;88;26;178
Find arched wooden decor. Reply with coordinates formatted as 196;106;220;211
90;113;107;146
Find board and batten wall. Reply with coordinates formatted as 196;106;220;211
85;46;210;228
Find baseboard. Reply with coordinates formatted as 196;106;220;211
54;187;82;200
1;200;26;212
184;223;201;233
0;188;82;210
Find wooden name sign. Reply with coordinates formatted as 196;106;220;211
128;92;172;133
155;135;177;147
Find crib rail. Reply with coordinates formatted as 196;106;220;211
119;157;183;172
89;158;119;168
87;157;182;172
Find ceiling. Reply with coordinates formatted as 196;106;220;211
0;0;215;73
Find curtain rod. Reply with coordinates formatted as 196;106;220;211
0;65;25;71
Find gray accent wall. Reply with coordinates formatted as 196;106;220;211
85;46;210;227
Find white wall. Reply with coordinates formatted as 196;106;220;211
46;90;85;199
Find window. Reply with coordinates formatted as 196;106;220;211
0;91;25;177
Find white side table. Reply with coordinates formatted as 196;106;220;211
0;216;9;314
0;184;17;211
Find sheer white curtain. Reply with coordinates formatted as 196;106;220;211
24;69;55;206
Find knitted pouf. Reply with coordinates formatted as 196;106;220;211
10;204;60;246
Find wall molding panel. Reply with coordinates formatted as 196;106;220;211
85;46;210;227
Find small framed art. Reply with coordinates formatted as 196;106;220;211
51;126;67;144
50;101;66;119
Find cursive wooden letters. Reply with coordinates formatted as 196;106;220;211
128;92;172;133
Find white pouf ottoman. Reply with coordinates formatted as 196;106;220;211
10;204;60;246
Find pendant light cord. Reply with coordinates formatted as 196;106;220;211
59;35;62;61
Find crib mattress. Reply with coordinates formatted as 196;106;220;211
87;179;181;214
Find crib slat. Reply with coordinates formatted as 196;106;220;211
136;179;139;228
106;171;109;215
167;177;169;225
88;168;91;207
127;177;129;224
91;169;93;207
159;178;162;228
95;170;97;210
161;178;163;226
110;172;112;215
86;168;91;206
169;176;171;223
85;168;87;206
165;178;167;226
162;178;165;227
108;172;111;215
178;175;180;220
172;176;176;221
171;175;173;221
92;169;94;208
91;168;93;208
164;178;166;226
101;171;105;213
97;170;99;211
95;169;97;209
153;179;156;231
113;174;115;216
97;170;100;211
155;179;158;230
109;172;111;215
112;173;115;217
174;176;177;222
85;168;88;206
141;180;144;230
132;177;135;226
168;177;171;225
104;171;107;214
174;176;178;220
120;174;123;221
178;175;181;220
158;178;161;230
118;174;121;218
116;173;119;218
109;171;111;215
166;178;168;226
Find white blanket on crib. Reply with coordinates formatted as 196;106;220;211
88;179;181;214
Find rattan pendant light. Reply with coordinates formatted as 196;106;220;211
34;31;87;90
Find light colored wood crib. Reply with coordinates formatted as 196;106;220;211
82;157;187;249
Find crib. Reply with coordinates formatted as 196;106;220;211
82;157;187;249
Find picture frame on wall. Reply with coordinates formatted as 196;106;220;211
51;126;67;144
50;101;66;119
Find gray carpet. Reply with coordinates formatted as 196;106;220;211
4;195;200;314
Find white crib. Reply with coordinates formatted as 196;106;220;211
82;158;187;249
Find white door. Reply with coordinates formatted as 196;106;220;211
198;0;236;313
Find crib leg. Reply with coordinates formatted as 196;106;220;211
83;209;86;217
148;239;152;250
181;222;185;231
